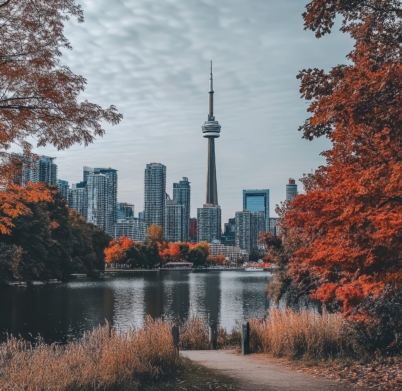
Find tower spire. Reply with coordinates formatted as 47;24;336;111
208;60;214;119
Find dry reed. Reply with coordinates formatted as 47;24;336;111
0;317;179;391
249;308;354;359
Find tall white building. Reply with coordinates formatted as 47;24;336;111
197;204;221;243
173;177;190;240
86;173;107;231
144;163;166;229
84;167;117;236
165;200;186;242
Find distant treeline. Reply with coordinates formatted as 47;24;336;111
0;187;110;285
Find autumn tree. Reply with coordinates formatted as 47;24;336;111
284;0;402;316
0;0;122;233
146;224;164;244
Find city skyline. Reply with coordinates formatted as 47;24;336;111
20;0;352;224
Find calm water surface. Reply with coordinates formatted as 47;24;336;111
0;270;270;343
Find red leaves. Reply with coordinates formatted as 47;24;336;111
283;1;402;316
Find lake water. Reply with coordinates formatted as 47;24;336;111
0;270;271;343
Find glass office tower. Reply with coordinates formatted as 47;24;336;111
242;189;270;232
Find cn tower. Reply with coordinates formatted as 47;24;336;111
202;61;221;206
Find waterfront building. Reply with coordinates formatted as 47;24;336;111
197;62;222;242
235;211;251;252
197;204;221;243
68;182;87;218
113;218;146;242
86;173;107;231
173;177;191;240
221;217;235;246
138;211;144;220
243;189;270;232
209;241;248;264
57;179;69;200
189;218;197;241
235;210;266;253
117;202;134;219
165;200;186;242
286;178;298;201
250;211;265;250
144;163;166;229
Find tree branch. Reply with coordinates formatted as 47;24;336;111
0;105;37;110
0;97;44;102
0;0;11;8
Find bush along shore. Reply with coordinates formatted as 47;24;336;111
3;309;398;391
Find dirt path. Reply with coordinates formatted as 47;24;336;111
181;350;372;391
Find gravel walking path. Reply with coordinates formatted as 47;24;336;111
181;350;373;391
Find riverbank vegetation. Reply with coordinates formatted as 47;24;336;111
0;317;179;391
104;229;212;268
0;189;110;285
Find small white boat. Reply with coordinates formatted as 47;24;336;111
244;266;265;272
31;281;45;286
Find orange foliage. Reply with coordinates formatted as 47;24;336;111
284;1;402;315
211;254;226;265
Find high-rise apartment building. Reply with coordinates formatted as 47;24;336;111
235;211;251;252
235;211;265;253
173;177;190;240
83;167;117;236
57;179;69;200
165;200;186;242
144;163;166;229
286;179;298;201
13;154;57;186
197;204;221;243
38;156;58;185
68;182;87;218
243;189;270;232
86;173;107;231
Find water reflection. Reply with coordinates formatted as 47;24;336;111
0;270;270;343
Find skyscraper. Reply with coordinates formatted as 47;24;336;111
202;61;221;205
173;177;191;240
83;167;117;236
57;179;69;200
286;178;298;201
235;211;265;253
197;62;222;242
165;200;186;242
116;203;134;219
144;163;166;229
38;156;57;185
197;204;221;243
86;173;107;231
68;181;87;218
243;189;270;232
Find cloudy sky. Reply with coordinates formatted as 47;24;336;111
34;0;352;223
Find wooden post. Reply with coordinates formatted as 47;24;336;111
241;322;250;355
209;321;217;350
172;325;179;356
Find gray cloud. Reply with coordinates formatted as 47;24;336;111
32;0;352;222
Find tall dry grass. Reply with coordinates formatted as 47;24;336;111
179;317;241;350
249;308;355;359
0;317;179;391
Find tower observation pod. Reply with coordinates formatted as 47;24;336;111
202;61;221;206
